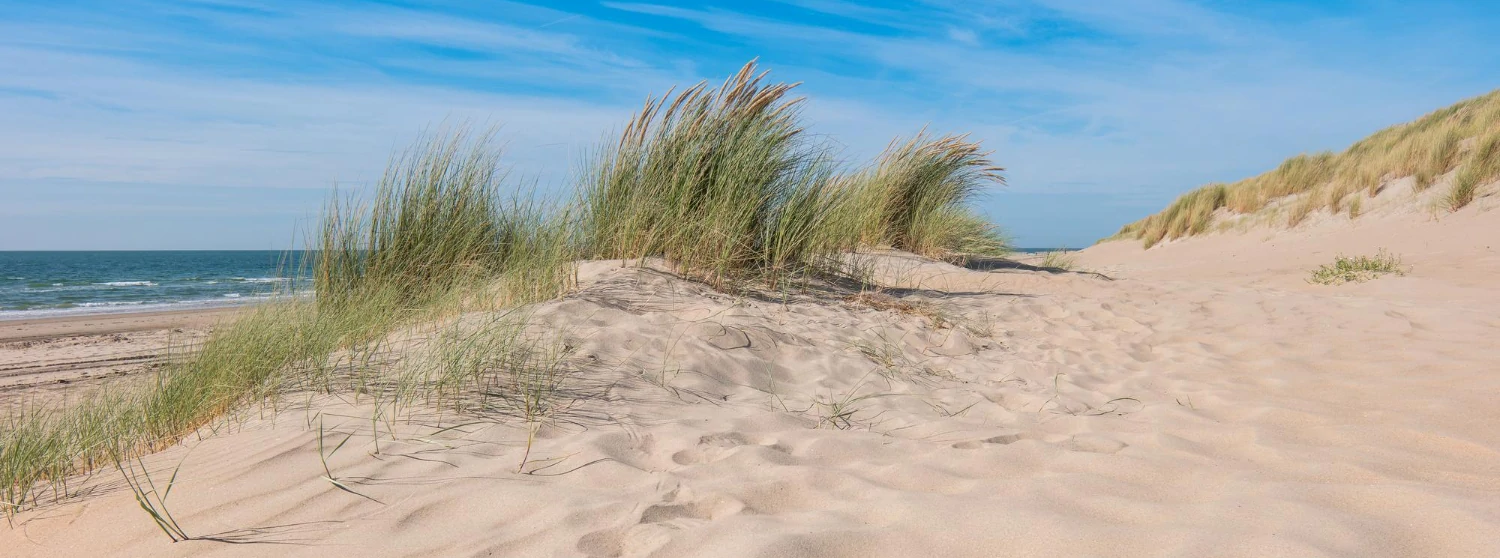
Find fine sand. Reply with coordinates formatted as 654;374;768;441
4;209;1499;557
0;309;233;411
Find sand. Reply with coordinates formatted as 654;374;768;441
0;309;233;411
3;206;1499;557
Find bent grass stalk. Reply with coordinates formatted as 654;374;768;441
117;453;191;542
317;417;381;504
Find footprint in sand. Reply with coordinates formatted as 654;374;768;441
578;485;746;558
1063;433;1128;454
671;431;775;465
951;432;1025;449
577;523;673;558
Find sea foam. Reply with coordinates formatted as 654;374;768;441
100;281;158;287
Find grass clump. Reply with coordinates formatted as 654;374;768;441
1448;134;1500;210
841;132;1009;260
1307;250;1406;285
582;61;1008;286
1116;89;1500;247
0;301;347;514
581;61;834;288
317;128;576;310
0;131;577;518
1039;249;1077;271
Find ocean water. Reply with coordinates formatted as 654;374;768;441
0;251;307;320
0;249;1071;320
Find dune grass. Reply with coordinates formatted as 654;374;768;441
581;62;834;289
317;128;577;311
1307;250;1406;285
1115;89;1500;247
1;132;573;516
1;61;1008;518
1039;249;1077;271
839;132;1009;260
582;62;1009;288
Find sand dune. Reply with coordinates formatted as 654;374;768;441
5;209;1500;557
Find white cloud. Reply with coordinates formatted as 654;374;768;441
0;45;639;190
947;27;979;46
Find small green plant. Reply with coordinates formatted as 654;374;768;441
1307;250;1406;285
849;335;905;377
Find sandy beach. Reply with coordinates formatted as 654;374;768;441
0;308;234;410
2;203;1496;557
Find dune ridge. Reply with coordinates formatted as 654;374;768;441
1114;89;1500;247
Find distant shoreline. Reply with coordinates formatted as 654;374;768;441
0;306;240;343
0;297;267;323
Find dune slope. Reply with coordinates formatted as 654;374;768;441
1114;89;1500;247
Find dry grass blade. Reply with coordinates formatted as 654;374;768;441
317;417;382;505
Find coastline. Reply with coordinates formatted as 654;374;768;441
0;306;240;343
1;307;239;410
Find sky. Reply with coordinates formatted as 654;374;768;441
3;0;1499;250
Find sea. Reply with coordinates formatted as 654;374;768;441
0;251;308;320
0;248;1072;321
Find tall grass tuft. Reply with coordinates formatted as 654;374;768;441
1448;134;1500;210
841;132;1009;259
317;128;576;310
582;62;1008;285
581;61;838;288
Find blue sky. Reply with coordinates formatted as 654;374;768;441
3;0;1499;250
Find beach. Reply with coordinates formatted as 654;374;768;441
2;203;1497;557
0;308;234;410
